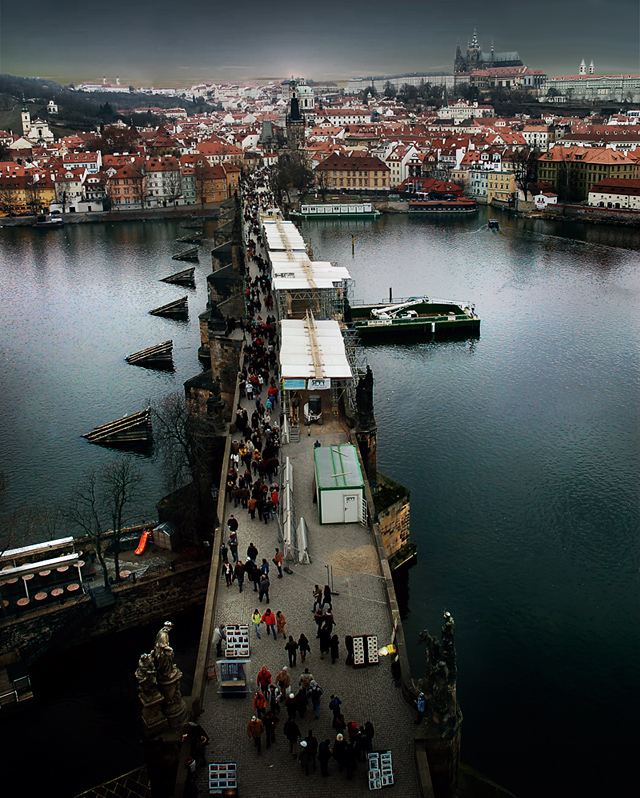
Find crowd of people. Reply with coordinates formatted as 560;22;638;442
209;171;382;785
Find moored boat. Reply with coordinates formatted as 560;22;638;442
34;213;64;227
349;296;480;341
291;202;380;219
408;198;477;214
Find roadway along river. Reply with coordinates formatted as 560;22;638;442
1;209;639;796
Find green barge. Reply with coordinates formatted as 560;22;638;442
349;296;480;342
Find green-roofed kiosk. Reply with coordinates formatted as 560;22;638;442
314;444;365;524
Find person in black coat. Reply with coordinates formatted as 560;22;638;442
283;718;301;754
295;687;308;719
285;635;299;667
330;634;340;664
344;742;357;779
319;626;331;659
263;710;278;749
298;633;311;663
318;739;332;776
332;733;346;771
305;731;318;771
345;635;354;666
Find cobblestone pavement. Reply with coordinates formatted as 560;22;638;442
196;221;420;797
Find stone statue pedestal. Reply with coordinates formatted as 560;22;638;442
158;670;188;730
140;691;170;738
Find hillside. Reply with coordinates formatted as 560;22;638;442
0;74;213;136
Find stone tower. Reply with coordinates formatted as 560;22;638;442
285;80;305;150
21;106;31;136
466;29;481;72
453;41;465;73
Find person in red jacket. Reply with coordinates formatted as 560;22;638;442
253;690;267;718
257;666;272;691
261;608;277;639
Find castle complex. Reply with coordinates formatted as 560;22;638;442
454;29;523;73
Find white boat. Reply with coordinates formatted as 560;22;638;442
292;202;380;219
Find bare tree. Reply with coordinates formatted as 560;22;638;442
164;168;182;208
273;150;313;205
513;148;540;202
315;168;331;201
0;187;18;217
64;457;143;587
102;458;143;582
152;390;224;544
152;390;221;492
24;175;42;215
64;471;110;588
130;161;146;209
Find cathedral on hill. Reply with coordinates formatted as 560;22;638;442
454;29;523;73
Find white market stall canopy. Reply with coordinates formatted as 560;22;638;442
269;251;332;269
280;317;352;381
262;219;307;252
273;262;351;291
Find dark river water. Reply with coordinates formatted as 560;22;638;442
1;210;639;796
0;219;215;526
303;208;640;798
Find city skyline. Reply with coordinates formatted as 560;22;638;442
2;0;640;86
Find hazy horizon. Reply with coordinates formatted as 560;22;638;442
3;0;640;87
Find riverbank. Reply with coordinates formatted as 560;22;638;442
301;194;640;227
0;202;226;227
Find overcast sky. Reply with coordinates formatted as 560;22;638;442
2;0;639;85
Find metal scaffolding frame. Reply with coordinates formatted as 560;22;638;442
262;214;368;417
341;323;369;414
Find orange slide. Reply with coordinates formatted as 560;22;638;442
135;529;152;556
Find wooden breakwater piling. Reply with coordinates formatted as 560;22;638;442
149;296;188;320
172;247;199;262
160;267;196;287
126;341;174;369
82;408;152;449
175;233;202;245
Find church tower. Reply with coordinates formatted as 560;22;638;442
285;80;305;150
579;59;586;75
466;29;481;72
21;105;31;136
589;60;595;75
454;41;465;73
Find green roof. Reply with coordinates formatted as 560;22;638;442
314;444;364;491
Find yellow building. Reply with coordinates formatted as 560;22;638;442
0;171;55;216
487;171;516;204
537;146;636;202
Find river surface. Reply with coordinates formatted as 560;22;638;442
0;219;216;528
1;210;639;796
302;208;640;798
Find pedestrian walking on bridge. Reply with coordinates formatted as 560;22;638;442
247;715;264;754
